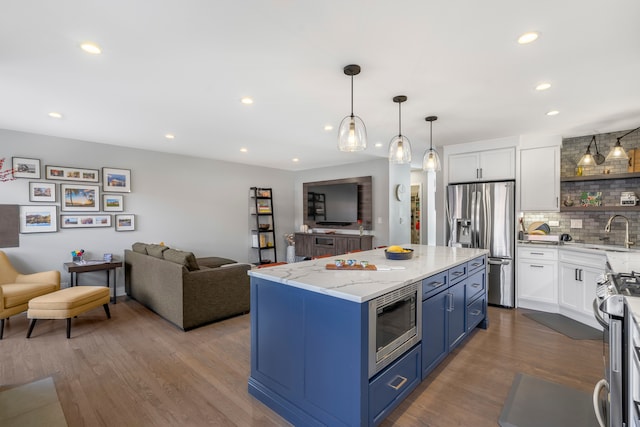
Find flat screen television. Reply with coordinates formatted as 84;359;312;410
303;176;372;230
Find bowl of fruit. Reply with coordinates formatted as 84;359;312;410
384;245;414;260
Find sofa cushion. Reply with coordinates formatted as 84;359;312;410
132;242;149;254
197;257;237;269
147;244;169;258
163;249;199;271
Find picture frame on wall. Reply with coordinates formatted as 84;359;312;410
103;167;131;193
102;194;124;212
12;157;41;179
19;205;57;233
29;181;56;202
61;214;112;229
45;165;99;182
61;184;100;212
115;214;135;231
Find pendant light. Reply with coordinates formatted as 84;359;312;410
606;126;640;161
388;95;411;164
338;64;367;152
422;116;441;172
577;135;605;166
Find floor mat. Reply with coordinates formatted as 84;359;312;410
0;377;68;427
523;311;601;340
499;373;599;427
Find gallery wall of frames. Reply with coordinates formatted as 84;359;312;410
10;156;136;234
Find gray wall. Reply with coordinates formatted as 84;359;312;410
1;129;294;294
294;159;390;247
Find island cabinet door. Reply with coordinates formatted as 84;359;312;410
422;288;449;379
448;279;467;351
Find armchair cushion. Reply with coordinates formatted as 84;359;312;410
146;244;169;258
163;249;199;271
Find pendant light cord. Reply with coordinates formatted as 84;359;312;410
398;102;402;136
429;120;433;150
350;75;354;117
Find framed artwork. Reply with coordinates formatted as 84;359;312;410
29;181;56;202
103;167;131;193
103;194;124;212
45;165;99;182
61;214;112;229
115;214;135;231
19;205;57;233
12;157;41;179
61;184;100;211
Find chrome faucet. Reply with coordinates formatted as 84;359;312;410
604;214;634;248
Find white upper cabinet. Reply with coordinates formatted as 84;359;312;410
519;145;560;211
448;148;515;183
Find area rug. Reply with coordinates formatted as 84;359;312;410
0;377;68;427
522;311;601;340
499;373;599;427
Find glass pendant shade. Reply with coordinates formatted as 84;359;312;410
338;114;367;152
423;149;441;172
606;140;629;161
389;135;412;164
577;149;595;166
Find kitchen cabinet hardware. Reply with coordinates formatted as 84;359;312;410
387;375;408;390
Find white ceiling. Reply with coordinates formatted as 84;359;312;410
1;0;639;171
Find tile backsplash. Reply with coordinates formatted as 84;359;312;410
523;128;640;246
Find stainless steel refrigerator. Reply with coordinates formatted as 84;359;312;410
446;181;515;307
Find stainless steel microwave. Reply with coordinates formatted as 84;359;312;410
368;282;422;378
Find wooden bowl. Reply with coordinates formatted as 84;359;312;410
384;248;414;260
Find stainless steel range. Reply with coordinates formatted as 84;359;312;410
593;271;640;427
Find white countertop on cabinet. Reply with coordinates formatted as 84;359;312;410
249;245;488;303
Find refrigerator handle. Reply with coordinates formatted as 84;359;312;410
470;190;478;247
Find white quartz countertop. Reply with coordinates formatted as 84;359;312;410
249;245;488;303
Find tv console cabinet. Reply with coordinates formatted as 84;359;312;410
294;232;373;258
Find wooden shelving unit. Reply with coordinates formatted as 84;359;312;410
250;187;277;265
560;205;640;212
560;172;640;182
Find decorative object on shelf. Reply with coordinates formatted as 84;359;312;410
102;167;131;193
563;195;574;207
12;157;40;179
29;181;56;202
606;125;639;161
61;184;99;212
45;165;99;182
620;191;638;206
338;64;367;152
388;95;411;164
115;214;135;231
580;191;603;207
422;116;441;172
61;214;112;228
19;205;58;233
577;135;605;166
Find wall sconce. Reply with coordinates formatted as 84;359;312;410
577;135;605;166
388;95;411;164
338;64;367;152
606;125;640;161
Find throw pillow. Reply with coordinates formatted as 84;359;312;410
196;256;237;269
147;244;169;258
163;249;199;271
132;242;149;254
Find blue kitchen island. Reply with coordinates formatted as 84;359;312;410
248;245;488;426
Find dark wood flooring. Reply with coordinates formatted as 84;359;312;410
0;299;602;426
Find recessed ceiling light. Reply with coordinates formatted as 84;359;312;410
517;32;539;44
165;134;175;140
240;148;248;153
546;110;559;116
374;142;383;148
240;97;254;105
48;112;63;119
324;125;333;131
536;82;551;91
80;42;102;54
292;158;299;162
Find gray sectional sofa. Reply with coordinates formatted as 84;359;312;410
124;242;251;330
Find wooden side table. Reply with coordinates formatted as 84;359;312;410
63;261;123;304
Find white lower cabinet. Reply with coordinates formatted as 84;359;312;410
517;247;558;311
558;249;605;330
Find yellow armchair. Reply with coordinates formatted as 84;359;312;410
0;251;60;339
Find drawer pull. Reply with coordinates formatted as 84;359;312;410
530;264;544;268
470;309;482;316
451;271;464;276
471;282;481;288
427;281;445;289
530;252;545;256
388;375;408;391
471;262;482;267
